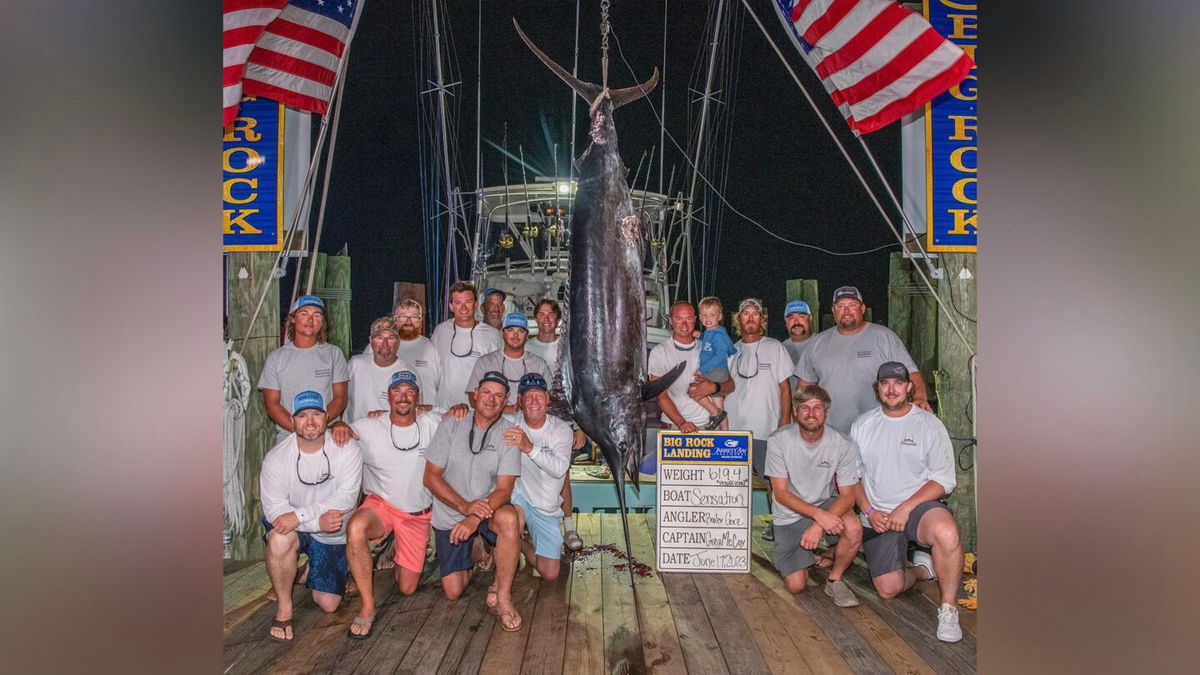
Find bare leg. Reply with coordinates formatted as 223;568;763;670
827;513;863;582
395;564;421;595
264;530;300;640
440;569;471;600
917;509;964;606
873;566;922;599
490;505;522;626
697;396;719;416
345;509;385;636
782;568;809;594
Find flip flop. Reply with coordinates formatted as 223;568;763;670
268;618;293;642
495;608;522;632
346;614;375;640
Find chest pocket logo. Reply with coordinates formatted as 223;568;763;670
900;437;918;446
855;351;872;359
817;460;831;468
315;367;332;377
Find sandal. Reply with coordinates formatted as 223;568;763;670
268;618;294;642
495;608;522;632
346;614;375;640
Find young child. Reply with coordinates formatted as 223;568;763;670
695;296;737;430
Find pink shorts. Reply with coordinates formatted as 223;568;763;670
360;493;432;574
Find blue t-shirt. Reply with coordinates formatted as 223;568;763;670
698;326;737;374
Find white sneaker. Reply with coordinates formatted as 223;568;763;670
912;550;937;580
936;603;963;643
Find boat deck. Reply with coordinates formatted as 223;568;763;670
223;513;977;674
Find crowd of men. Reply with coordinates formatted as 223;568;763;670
253;282;964;644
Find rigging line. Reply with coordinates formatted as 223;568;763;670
737;0;974;354
607;28;904;259
475;0;482;195
304;44;352;297
659;0;668;195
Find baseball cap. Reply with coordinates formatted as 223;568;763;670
388;370;420;390
876;361;910;382
784;300;811;316
502;312;529;330
370;315;400;337
477;370;511;393
737;298;764;314
517;372;548;395
291;294;325;312
291;390;326;415
483;287;506;300
832;286;863;303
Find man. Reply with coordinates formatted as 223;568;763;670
796;286;930;434
852;362;963;642
345;316;415;421
481;287;507;330
330;371;441;638
259;391;363;641
431;281;502;413
503;373;573;581
523;298;588;552
392;298;441;410
764;385;863;607
648;301;735;433
468;312;548;413
782;300;815;391
423;372;524;631
723;298;792;541
259;295;350;441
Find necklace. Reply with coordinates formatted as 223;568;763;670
500;354;528;382
389;420;422;451
468;417;500;455
735;341;761;379
449;322;475;358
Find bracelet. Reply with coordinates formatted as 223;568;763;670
865;506;875;516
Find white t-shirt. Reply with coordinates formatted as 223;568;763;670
345;354;416;422
259;432;363;544
525;336;572;397
350;412;440;512
512;415;573;516
850;405;955;512
468;350;550;405
430;319;502;412
724;337;791;441
258;342;350;438
647;339;709;427
395;336;441;408
783;336;813;391
764;424;861;526
795;323;918;433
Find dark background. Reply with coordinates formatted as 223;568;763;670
306;0;904;349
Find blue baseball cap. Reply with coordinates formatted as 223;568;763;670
784;300;811;316
477;370;511;393
517;372;548;395
291;390;326;415
483;287;506;300
388;370;420;391
291;294;325;312
502;312;529;330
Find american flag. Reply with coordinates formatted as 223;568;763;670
223;0;288;127
223;0;363;126
773;0;974;135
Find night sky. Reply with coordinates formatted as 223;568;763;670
303;0;903;349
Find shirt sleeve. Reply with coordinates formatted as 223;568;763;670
763;433;787;479
525;424;572;479
259;450;291;523
836;438;862;486
921;415;957;495
257;350;281;391
497;424;523;476
331;346;350;384
423;418;455;469
881;327;919;372
795;339;818;382
770;342;790;384
647;344;667;378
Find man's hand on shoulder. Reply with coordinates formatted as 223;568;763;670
329;420;358;446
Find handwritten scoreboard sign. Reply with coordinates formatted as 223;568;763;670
656;431;752;574
223;97;284;252
925;0;978;252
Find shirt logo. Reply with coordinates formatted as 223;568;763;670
855;350;872;359
315;367;332;377
415;359;429;367
901;437;917;446
817;460;831;468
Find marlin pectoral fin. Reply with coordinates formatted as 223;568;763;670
641;361;686;402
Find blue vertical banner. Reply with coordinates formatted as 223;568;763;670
222;97;284;251
925;0;978;252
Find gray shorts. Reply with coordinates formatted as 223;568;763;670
862;501;952;578
704;367;729;383
772;496;838;578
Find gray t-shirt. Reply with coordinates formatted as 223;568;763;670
467;350;549;405
258;341;350;437
423;415;522;530
764;424;861;526
795;323;918;433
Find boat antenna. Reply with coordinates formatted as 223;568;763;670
659;0;668;195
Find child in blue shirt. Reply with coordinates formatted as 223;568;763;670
695;296;736;429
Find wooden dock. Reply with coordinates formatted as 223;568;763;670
223;513;977;673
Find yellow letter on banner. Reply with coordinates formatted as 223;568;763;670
223;178;259;205
223;147;263;173
223;116;263;143
947;209;978;235
223;209;262;235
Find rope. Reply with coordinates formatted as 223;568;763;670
223;341;252;536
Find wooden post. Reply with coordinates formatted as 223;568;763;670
226;252;281;561
298;251;327;301
887;252;912;344
323;252;351;358
934;252;978;551
393;282;426;310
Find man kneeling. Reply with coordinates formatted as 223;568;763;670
260;391;362;641
423;372;524;631
331;371;441;639
764;385;863;606
503;373;573;581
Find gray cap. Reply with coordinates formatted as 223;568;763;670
876;361;910;382
832;285;863;303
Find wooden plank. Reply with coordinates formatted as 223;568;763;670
435;572;498;675
323;253;351;358
519;553;573;675
692;573;773;673
840;563;977;673
659;573;729;674
888;252;913;345
349;565;449;675
224;591;323;674
599;514;648;675
631;514;687;675
936;251;977;550
721;573;815;675
791;577;893;674
563;514;604;675
477;568;541;674
224;594;272;640
399;570;494;674
308;567;413;674
746;558;852;675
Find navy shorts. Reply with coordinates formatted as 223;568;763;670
434;518;499;576
261;518;348;596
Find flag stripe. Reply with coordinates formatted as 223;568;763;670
247;48;337;88
812;2;908;79
222;0;287;126
832;26;946;106
800;0;860;46
242;78;331;114
266;18;347;57
853;51;973;133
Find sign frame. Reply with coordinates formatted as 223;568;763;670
223;97;285;252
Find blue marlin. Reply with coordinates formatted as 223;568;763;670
513;20;685;560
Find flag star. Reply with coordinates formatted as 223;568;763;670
337;4;344;12
317;0;325;5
